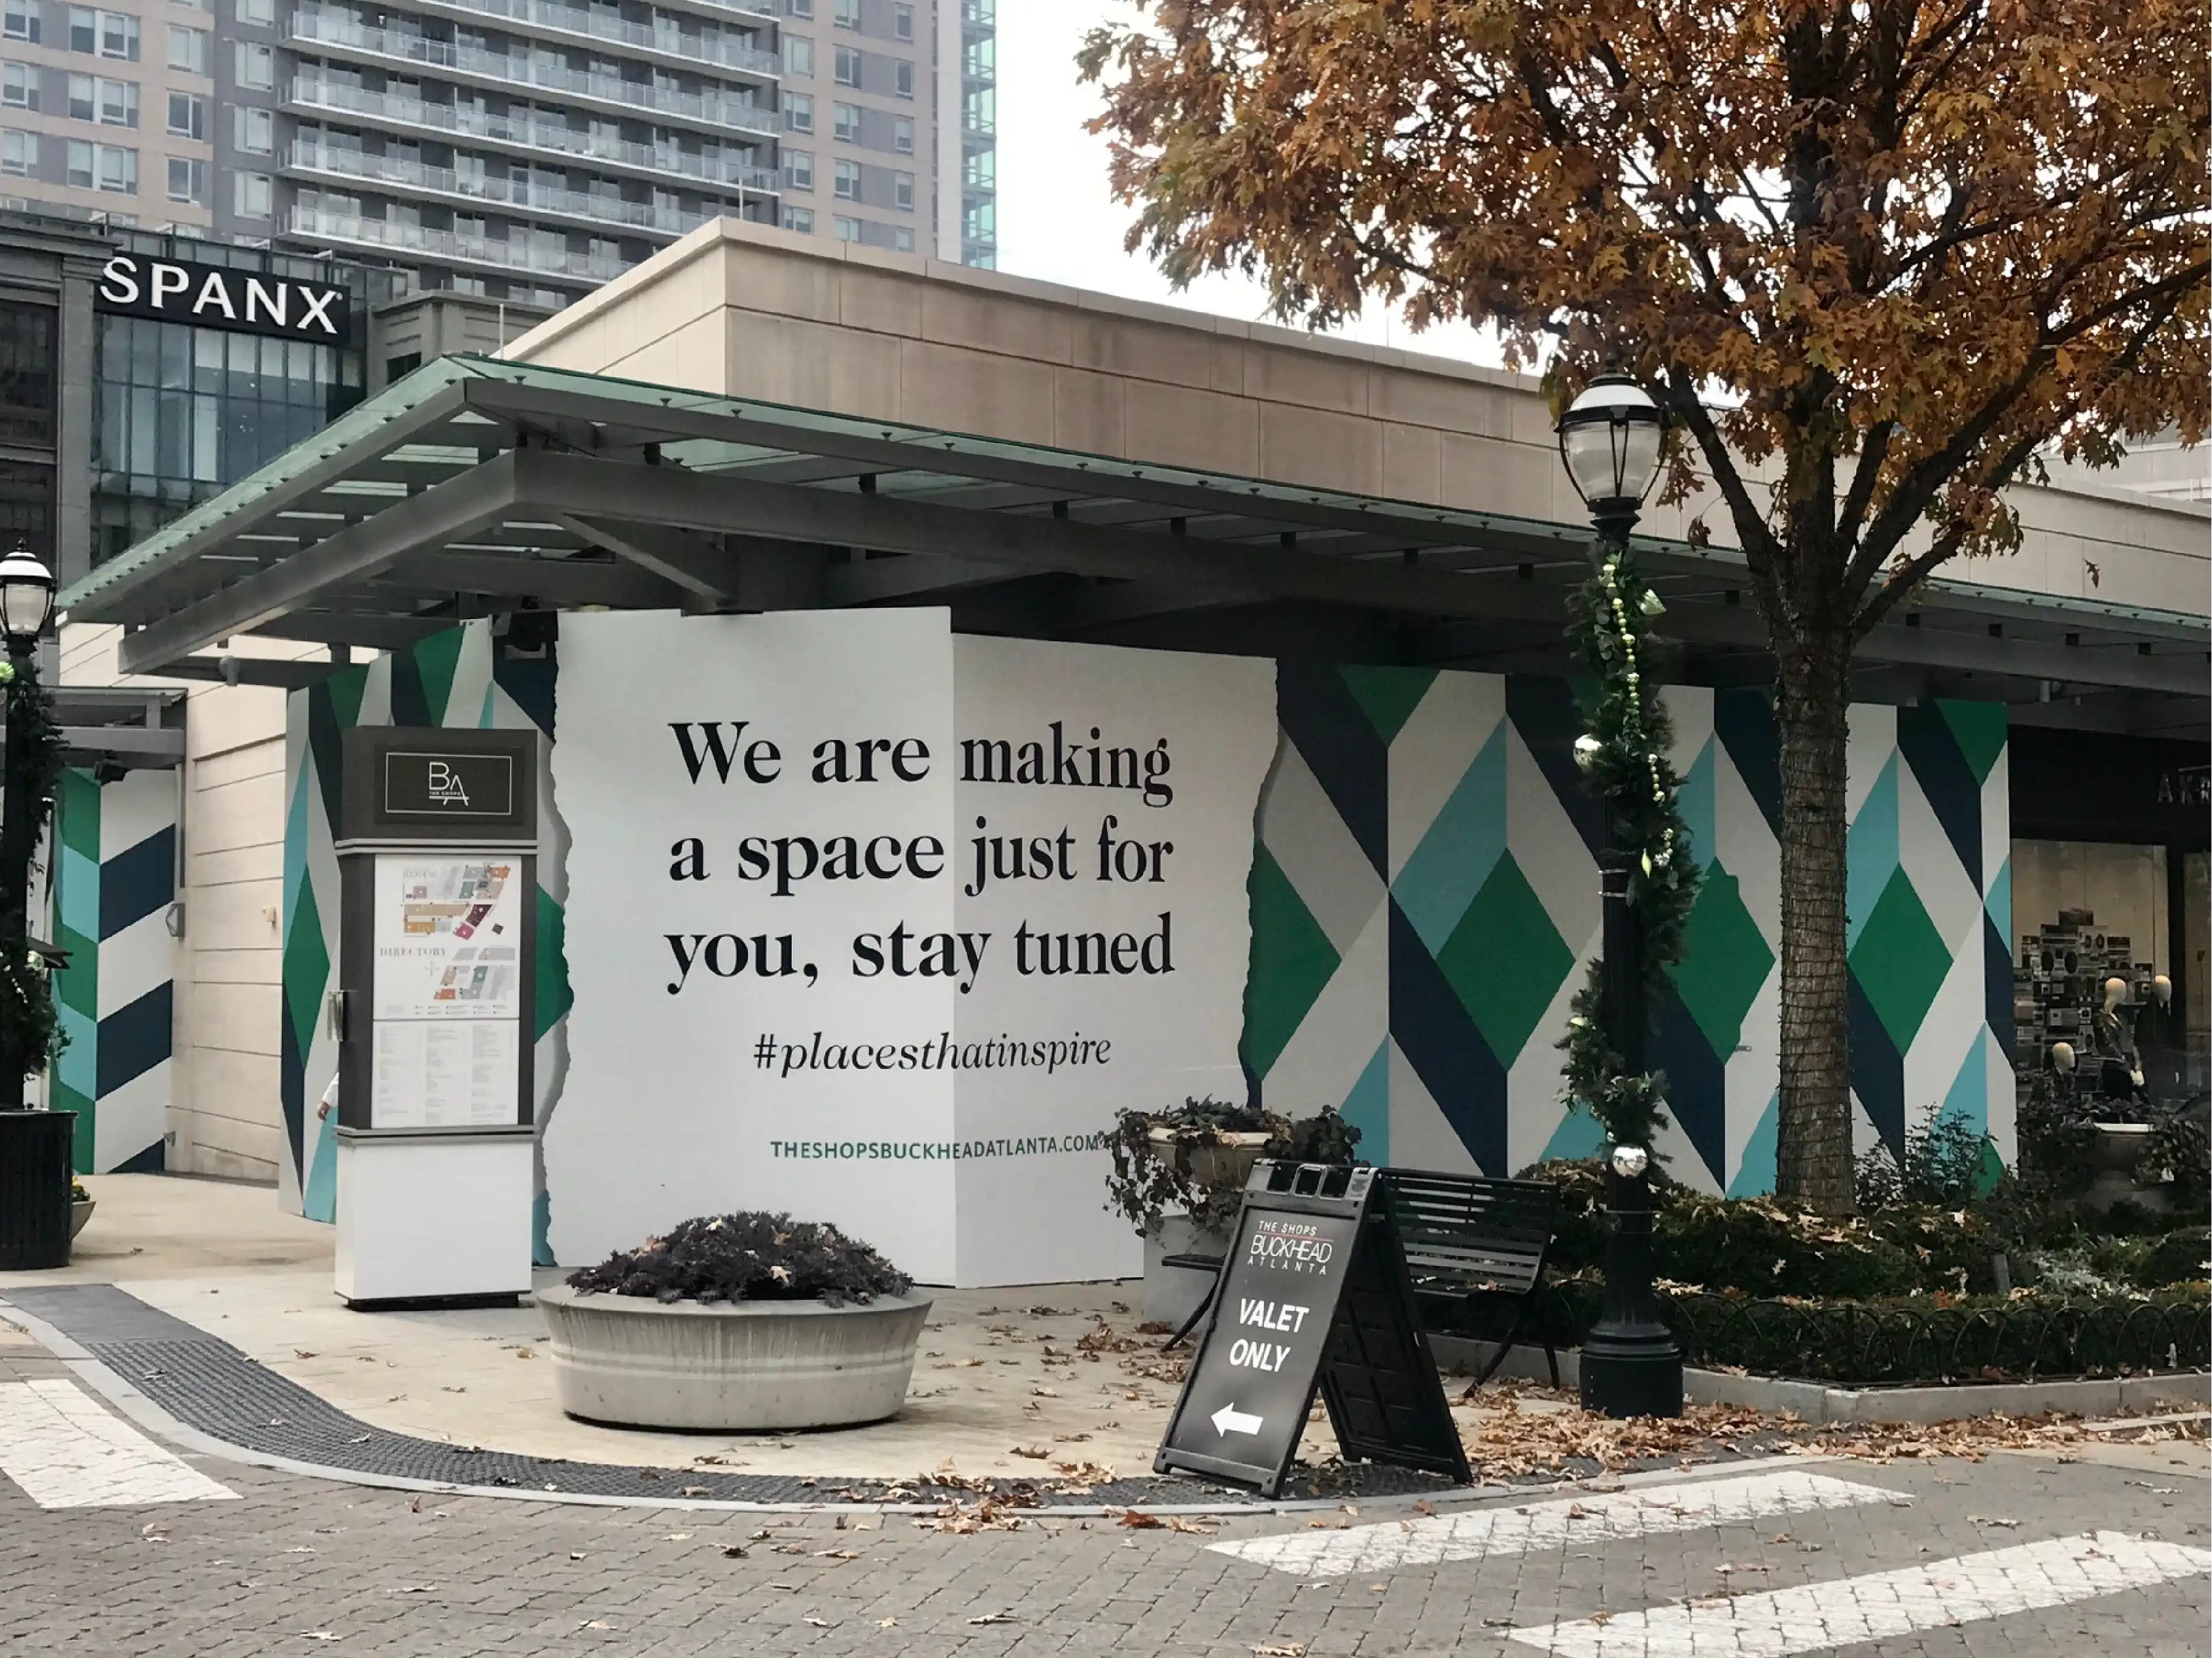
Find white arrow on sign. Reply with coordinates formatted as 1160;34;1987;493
1211;1404;1264;1437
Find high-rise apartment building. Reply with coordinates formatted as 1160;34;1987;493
0;0;995;304
0;0;219;229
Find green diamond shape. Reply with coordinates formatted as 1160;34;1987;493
282;878;331;1061
1666;861;1774;1058
1243;843;1342;1080
1436;851;1576;1063
1849;869;1953;1049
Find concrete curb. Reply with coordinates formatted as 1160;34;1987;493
4;1292;1819;1518
1429;1336;2212;1426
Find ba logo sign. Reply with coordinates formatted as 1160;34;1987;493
383;752;514;822
96;253;351;344
425;761;471;807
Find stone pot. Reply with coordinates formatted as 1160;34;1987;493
535;1283;934;1432
2083;1122;2167;1214
68;1199;94;1240
1141;1213;1235;1328
1146;1127;1271;1193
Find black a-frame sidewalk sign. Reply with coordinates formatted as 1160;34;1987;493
1153;1161;1471;1498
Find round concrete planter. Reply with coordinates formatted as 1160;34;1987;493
2084;1121;2168;1214
535;1283;934;1432
68;1199;94;1241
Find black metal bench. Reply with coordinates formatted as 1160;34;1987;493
1162;1165;1563;1387
1382;1167;1563;1386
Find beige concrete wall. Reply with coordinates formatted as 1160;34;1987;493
59;622;317;1185
504;218;2209;622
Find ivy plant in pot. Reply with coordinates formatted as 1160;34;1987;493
536;1213;932;1432
1105;1098;1360;1325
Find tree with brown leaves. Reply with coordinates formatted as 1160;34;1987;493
1080;0;2208;1214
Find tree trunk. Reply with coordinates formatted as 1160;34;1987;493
1772;636;1856;1214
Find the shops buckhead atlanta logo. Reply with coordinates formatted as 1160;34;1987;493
1245;1216;1335;1277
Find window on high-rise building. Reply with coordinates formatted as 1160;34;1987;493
166;155;205;201
892;170;912;211
235;40;272;88
781;203;813;233
0;127;32;174
783;91;812;132
893;3;912;40
893;58;912;97
0;61;33;109
234;103;271;151
782;34;811;75
782;148;812;191
1;1;35;42
70;8;137;59
892;225;912;252
833;44;859;85
785;0;811;16
832;157;858;200
167;91;205;136
67;138;136;192
234;0;273;23
232;169;271;216
167;24;208;71
892;115;912;154
68;73;137;126
832;0;856;26
832;100;857;142
833;214;858;241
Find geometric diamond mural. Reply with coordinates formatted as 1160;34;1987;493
1251;669;2011;1195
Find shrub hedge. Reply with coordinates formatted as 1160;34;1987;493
1448;1277;2211;1386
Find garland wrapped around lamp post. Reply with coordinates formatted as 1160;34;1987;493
0;541;67;1275
1553;374;1698;1420
0;642;65;1106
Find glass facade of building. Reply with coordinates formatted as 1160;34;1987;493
91;229;367;565
0;296;57;569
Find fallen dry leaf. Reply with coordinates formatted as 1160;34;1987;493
803;1616;834;1628
968;1613;1019;1626
720;1545;747;1559
1251;1643;1305;1656
1009;1445;1051;1459
1118;1509;1165;1529
1968;1515;2022;1528
678;1486;711;1498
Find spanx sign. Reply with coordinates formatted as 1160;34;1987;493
96;253;352;344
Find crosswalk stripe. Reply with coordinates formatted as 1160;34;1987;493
1208;1471;1910;1578
0;1379;236;1508
1508;1531;2212;1657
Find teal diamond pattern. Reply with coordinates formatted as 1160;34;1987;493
1849;868;1953;1050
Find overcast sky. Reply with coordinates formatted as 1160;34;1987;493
992;1;1505;370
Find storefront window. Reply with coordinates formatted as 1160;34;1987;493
92;313;364;564
0;298;56;448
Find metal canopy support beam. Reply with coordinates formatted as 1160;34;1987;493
384;550;683;609
512;451;1546;625
57;726;184;761
115;451;522;675
458;375;1595;563
249;612;453;651
557;514;734;603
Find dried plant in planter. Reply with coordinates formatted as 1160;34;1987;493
566;1213;912;1306
1103;1098;1361;1234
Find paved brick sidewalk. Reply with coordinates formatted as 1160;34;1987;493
0;1355;2205;1658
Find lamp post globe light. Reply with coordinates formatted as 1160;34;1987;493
0;544;56;648
1557;374;1666;533
0;540;68;1272
1554;377;1685;1419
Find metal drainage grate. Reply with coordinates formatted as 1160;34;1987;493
5;1285;1471;1508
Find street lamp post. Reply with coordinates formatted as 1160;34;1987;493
1555;376;1685;1420
0;540;68;1273
0;541;58;1112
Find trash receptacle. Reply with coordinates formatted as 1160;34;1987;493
0;1109;75;1270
